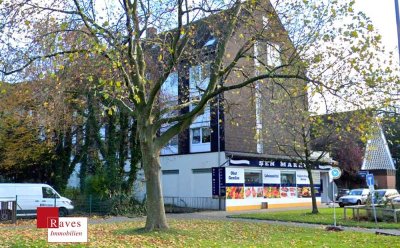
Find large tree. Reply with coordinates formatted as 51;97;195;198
1;0;397;230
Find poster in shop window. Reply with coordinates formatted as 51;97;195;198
225;168;245;199
296;170;320;198
244;187;263;198
280;186;297;198
262;170;281;198
226;186;244;199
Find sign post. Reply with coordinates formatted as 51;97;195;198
329;167;342;227
366;174;377;224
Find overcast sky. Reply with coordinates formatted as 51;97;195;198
355;0;399;64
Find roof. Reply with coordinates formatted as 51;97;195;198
361;125;396;170
225;151;334;164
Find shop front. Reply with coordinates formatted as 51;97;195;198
212;159;328;211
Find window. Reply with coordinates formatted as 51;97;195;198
204;37;217;47
189;64;210;96
42;187;59;198
161;71;178;103
202;128;211;143
192;168;212;174
190;127;211;153
266;44;281;67
162;169;179;175
191;127;211;145
245;170;263;186
160;125;178;155
281;171;296;186
262;16;269;29
192;128;201;144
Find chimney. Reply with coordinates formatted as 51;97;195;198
146;27;157;38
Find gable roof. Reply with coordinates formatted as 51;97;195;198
361;124;396;170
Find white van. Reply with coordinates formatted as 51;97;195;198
0;183;74;217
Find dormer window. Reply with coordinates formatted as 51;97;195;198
204;37;217;47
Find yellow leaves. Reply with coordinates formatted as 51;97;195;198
350;30;358;38
367;24;374;32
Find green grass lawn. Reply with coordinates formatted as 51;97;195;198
0;219;399;247
230;207;400;229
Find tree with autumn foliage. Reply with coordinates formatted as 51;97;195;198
1;0;398;230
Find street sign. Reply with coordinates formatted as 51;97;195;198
329;167;342;182
366;174;374;187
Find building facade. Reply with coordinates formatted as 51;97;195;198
156;1;332;211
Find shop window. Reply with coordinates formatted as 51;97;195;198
245;171;263;186
281;171;296;186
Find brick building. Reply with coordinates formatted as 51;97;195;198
154;1;333;211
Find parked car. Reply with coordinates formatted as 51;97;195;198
371;189;400;204
335;189;350;201
0;183;74;217
392;195;400;205
338;189;370;207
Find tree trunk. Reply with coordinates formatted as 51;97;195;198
306;165;319;214
141;140;168;231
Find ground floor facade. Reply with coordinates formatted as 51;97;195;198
160;152;333;211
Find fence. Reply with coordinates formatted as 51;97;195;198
344;205;400;222
163;196;224;213
0;197;17;223
65;194;145;217
0;195;222;220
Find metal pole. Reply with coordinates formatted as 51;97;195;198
333;183;336;227
395;0;400;64
217;92;222;211
371;191;378;224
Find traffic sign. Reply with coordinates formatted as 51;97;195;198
329;167;342;180
366;174;374;187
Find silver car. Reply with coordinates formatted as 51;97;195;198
338;189;370;207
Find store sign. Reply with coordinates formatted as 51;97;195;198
262;170;281;184
230;159;331;170
225;168;244;184
212;167;226;197
296;171;310;185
